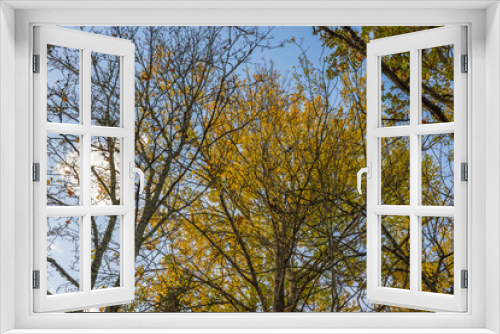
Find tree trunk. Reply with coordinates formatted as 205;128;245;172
285;267;298;312
273;240;286;312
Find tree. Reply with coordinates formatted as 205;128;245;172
46;26;277;310
313;26;455;304
46;26;455;312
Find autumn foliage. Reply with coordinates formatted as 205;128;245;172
46;26;455;312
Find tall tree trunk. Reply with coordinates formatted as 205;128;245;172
285;267;298;312
273;238;286;312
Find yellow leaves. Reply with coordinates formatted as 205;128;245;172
110;26;461;313
132;62;366;310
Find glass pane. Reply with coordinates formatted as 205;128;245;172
381;137;410;205
381;52;410;127
421;217;454;294
421;45;454;124
91;52;121;127
47;134;80;206
47;216;80;294
91;136;121;205
91;215;121;290
422;134;454;206
47;45;80;124
381;216;410;290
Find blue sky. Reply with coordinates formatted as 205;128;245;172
66;26;327;74
249;26;326;75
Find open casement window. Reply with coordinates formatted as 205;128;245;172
33;26;140;312
363;26;467;312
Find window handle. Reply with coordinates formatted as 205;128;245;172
129;162;145;194
357;162;372;195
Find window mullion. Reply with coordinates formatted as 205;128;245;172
416;47;424;294
409;47;420;294
79;41;85;293
82;47;92;294
82;47;91;210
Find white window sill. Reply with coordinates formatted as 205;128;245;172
4;329;497;334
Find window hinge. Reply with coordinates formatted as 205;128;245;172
461;162;468;181
33;54;40;73
33;270;40;289
461;270;468;289
461;54;468;73
33;163;40;182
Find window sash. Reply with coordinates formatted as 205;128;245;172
366;26;467;312
32;25;136;313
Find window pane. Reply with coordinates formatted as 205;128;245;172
421;216;454;294
91;215;121;290
422;134;454;206
421;45;454;124
47;45;80;124
381;215;410;290
47;216;80;294
91;52;121;127
381;52;410;127
47;134;80;206
381;137;410;205
91;136;120;205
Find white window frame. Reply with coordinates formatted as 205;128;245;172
0;1;499;333
365;26;467;312
33;25;136;313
